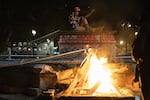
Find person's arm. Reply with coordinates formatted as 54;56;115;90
84;9;95;18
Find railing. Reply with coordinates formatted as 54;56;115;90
0;49;86;67
0;54;48;60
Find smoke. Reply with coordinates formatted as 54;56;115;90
87;0;141;31
89;20;114;32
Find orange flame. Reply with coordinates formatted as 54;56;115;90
87;55;121;96
60;48;136;97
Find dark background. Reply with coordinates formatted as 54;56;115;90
0;0;146;51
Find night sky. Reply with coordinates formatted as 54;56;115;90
0;0;148;51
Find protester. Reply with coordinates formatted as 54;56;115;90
131;9;150;100
68;6;94;31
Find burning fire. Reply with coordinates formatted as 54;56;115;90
87;55;119;96
59;48;135;97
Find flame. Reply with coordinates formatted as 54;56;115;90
60;48;136;97
87;55;121;96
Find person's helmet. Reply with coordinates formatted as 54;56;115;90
74;6;80;12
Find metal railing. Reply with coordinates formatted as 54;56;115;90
0;49;86;67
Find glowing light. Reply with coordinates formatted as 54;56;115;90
32;29;36;36
99;57;107;64
119;40;124;45
127;23;131;28
47;39;50;43
87;55;119;95
61;48;135;97
135;32;138;36
88;48;92;52
28;48;31;51
121;23;125;27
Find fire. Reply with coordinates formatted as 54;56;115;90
87;55;121;96
59;48;136;97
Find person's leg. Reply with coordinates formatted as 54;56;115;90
75;26;86;31
80;17;90;30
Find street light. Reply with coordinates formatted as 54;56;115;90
119;40;124;55
32;29;36;36
119;40;124;45
31;29;36;55
135;31;138;36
